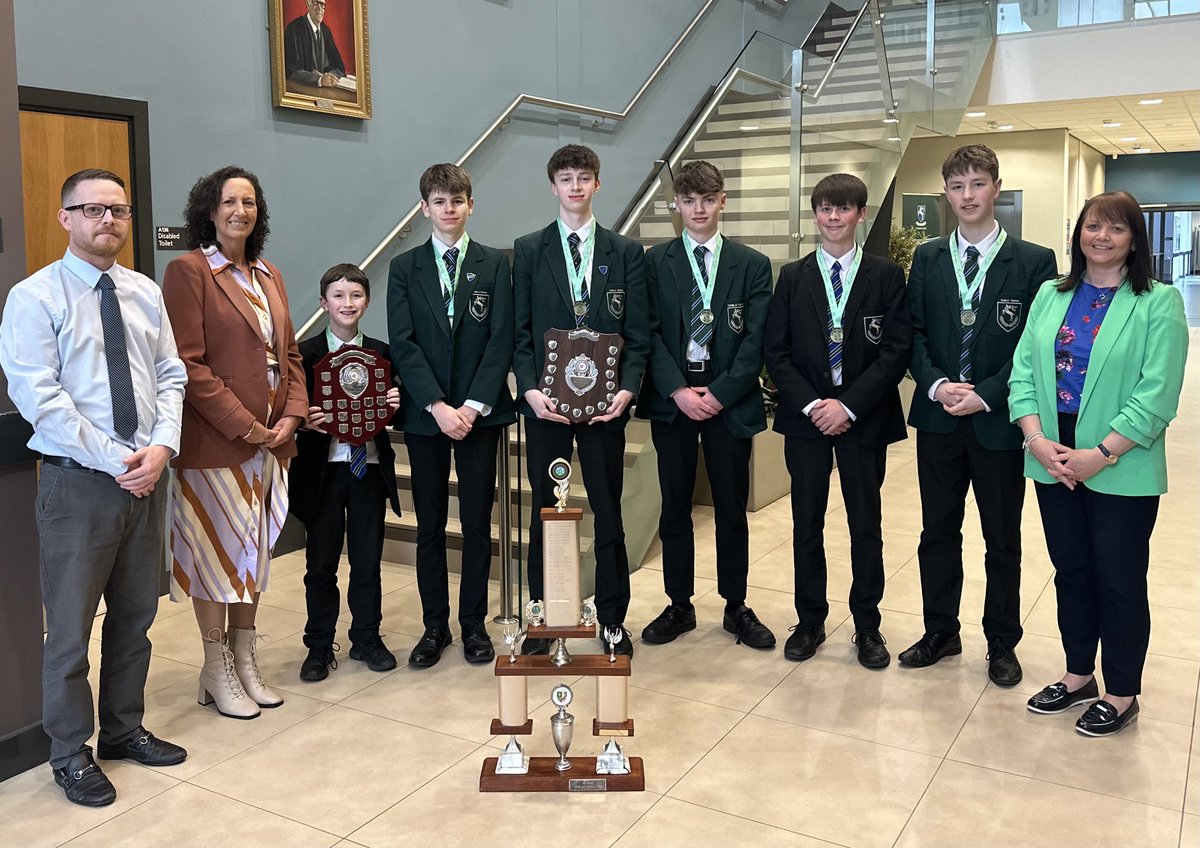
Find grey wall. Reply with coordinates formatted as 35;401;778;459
13;0;825;340
1106;151;1200;207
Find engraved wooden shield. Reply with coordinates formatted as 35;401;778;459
539;327;624;423
313;344;394;446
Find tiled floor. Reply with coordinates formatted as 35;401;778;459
5;328;1198;848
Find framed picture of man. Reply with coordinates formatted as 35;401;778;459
269;0;371;119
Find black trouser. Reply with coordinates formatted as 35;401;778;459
405;427;500;628
915;417;1025;648
651;401;751;609
1034;413;1159;696
303;463;386;649
785;433;887;629
525;415;630;626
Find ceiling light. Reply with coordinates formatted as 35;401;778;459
1132;147;1152;154
1120;136;1138;142
887;136;901;142
882;116;899;124
965;111;987;118
998;124;1014;131
1102;120;1121;128
739;125;760;131
1138;98;1163;105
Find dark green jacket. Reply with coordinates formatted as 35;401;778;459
635;235;771;439
386;237;516;436
907;233;1057;450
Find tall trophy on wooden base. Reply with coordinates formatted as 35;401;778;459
478;458;644;793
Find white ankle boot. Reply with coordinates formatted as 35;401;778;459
199;634;260;719
229;626;284;708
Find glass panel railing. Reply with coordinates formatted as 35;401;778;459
877;0;935;133
997;0;1199;34
928;0;996;136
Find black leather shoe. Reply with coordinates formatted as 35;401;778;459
350;637;397;672
1027;678;1100;714
299;644;339;681
986;640;1023;686
53;751;116;807
97;727;186;766
898;631;962;667
641;604;697;644
599;625;634;658
853;628;891;669
784;624;825;662
521;637;551;656
1076;697;1139;737
408;625;452;668
723;606;776;649
461;621;495;664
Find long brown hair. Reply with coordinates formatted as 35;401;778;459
1058;191;1154;295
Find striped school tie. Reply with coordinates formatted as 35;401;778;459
826;261;843;372
349;444;367;479
567;232;588;302
690;245;713;348
442;246;459;323
959;246;981;381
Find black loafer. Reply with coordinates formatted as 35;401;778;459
599;625;634;658
784;624;825;662
641;604;697;644
53;751;116;807
97;727;187;766
986;640;1023;686
408;625;452;668
1027;678;1100;714
461;621;496;664
350;638;397;672
299;644;339;681
1076;697;1139;737
853;628;891;669
521;637;551;656
898;631;962;667
723;606;776;649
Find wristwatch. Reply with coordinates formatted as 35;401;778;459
1096;443;1118;466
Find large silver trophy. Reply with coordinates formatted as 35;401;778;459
550;683;575;772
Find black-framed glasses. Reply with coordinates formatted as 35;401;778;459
64;203;134;220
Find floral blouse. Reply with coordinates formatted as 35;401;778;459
1055;281;1118;413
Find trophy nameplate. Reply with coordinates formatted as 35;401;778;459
538;328;624;424
313;344;394;446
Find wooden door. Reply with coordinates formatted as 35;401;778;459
18;110;135;275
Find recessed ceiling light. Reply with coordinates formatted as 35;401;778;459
1102;120;1121;128
998;124;1014;131
1120;136;1138;142
887;136;901;142
1138;98;1163;105
965;111;987;118
739;125;760;131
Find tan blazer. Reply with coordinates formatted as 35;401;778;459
162;248;307;469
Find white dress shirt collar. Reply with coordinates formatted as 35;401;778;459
819;243;857;271
955;222;1000;261
431;232;467;257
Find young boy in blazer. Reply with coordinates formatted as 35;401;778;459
512;144;649;657
901;144;1057;685
292;263;402;681
764;173;911;667
387;164;516;668
636;160;776;650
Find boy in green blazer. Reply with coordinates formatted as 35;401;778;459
902;144;1057;686
387;164;516;668
636;160;776;650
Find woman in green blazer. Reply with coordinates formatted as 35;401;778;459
1009;191;1188;736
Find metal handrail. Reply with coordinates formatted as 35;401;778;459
801;0;876;102
297;0;721;339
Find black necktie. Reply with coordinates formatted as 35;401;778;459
98;273;138;440
567;232;587;301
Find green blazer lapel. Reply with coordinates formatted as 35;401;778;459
709;236;739;315
839;252;873;329
1077;284;1136;420
937;239;963;327
451;240;485;337
541;224;576;316
415;239;452;337
803;254;829;327
666;237;693;332
589;225;614;315
966;239;1015;355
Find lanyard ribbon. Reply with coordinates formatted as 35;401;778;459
682;231;722;313
816;245;863;331
434;234;470;322
557;219;594;320
951;228;1006;310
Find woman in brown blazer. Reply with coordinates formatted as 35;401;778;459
162;166;307;719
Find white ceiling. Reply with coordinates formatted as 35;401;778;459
952;91;1200;155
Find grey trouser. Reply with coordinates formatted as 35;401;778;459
37;462;166;767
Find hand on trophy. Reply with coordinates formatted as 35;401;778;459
524;389;571;424
385;386;401;411
589;388;633;424
305;404;328;431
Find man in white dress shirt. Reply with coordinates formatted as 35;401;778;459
0;168;189;807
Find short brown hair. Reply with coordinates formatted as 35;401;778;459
546;144;600;182
674;160;724;196
320;263;370;298
1059;191;1154;295
61;168;125;205
810;173;868;211
941;144;1000;182
419;163;472;201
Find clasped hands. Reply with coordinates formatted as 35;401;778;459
809;398;851;436
671;386;724;421
934;381;987;416
1027;437;1106;491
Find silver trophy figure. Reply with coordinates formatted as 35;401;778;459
595;738;631;775
579;598;597;628
549;458;572;512
549;683;575;772
603;625;623;663
502;625;525;664
524;599;545;627
495;736;529;775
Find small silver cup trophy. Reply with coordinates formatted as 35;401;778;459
549;683;575;772
603;625;623;663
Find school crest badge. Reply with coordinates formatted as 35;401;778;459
727;302;744;333
996;299;1022;333
470;291;490;323
864;314;883;344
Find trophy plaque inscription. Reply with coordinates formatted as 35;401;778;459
312;344;394;446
